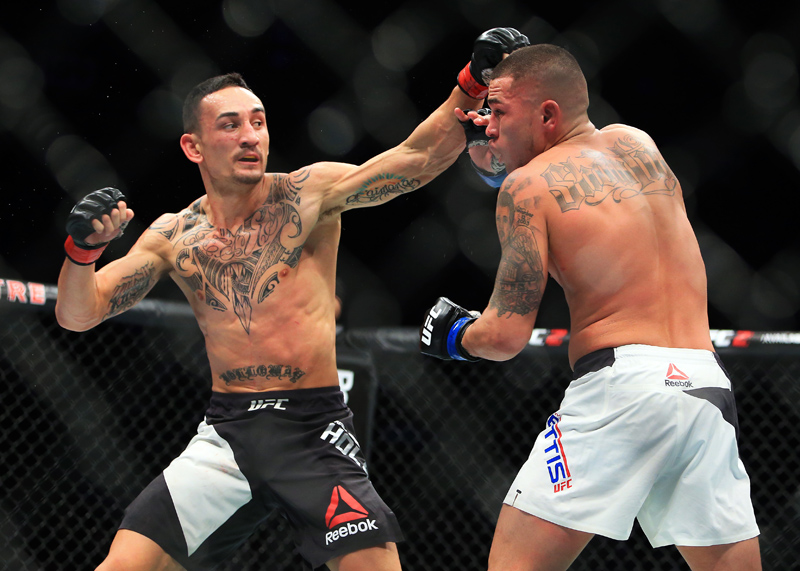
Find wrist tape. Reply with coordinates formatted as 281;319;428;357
447;317;481;361
64;235;107;266
457;64;489;100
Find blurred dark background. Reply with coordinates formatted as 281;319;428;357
1;0;799;331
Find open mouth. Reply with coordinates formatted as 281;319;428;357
239;156;259;163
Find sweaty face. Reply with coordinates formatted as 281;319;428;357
485;76;538;174
196;86;269;186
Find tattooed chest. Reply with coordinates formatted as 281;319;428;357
171;202;304;333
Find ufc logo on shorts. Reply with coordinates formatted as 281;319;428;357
247;398;289;411
420;306;441;346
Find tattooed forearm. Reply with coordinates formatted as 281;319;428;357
219;364;306;385
490;281;543;318
105;262;157;318
345;174;420;205
491;236;545;318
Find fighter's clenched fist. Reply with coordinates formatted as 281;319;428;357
64;187;134;265
457;27;530;100
420;297;481;362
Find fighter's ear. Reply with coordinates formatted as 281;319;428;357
541;100;561;132
541;100;560;124
180;133;203;164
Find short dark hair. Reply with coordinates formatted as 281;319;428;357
492;44;582;84
182;72;252;133
491;44;588;114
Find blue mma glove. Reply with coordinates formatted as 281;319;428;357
420;297;481;361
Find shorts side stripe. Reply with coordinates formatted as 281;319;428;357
163;421;253;556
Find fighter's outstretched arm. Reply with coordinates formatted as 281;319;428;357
317;28;529;215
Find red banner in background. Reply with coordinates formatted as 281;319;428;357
0;279;48;305
3;278;800;348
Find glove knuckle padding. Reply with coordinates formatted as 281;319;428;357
459;108;494;147
471;27;531;86
459;117;490;147
66;187;127;245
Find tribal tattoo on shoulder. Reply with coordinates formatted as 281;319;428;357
150;170;309;334
541;134;678;213
345;173;420;205
490;188;545;318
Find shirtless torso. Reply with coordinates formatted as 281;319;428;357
461;77;713;366
56;83;483;394
517;124;713;367
449;44;760;571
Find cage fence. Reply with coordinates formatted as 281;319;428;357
0;279;798;570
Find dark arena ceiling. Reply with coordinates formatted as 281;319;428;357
2;0;799;330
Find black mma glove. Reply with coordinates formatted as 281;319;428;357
458;27;530;100
420;297;481;362
459;108;492;149
458;108;508;188
64;187;128;265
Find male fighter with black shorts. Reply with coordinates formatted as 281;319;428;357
55;29;529;571
421;44;761;570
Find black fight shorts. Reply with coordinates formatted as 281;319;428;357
119;386;403;570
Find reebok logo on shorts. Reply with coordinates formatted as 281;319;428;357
324;485;378;545
543;413;572;493
665;363;692;388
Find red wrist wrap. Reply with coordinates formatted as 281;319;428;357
64;236;107;265
457;64;489;100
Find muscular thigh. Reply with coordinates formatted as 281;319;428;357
489;505;592;571
97;529;186;571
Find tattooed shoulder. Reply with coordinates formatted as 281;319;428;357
270;168;310;205
149;203;210;243
539;134;678;213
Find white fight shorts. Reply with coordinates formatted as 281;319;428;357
504;344;760;547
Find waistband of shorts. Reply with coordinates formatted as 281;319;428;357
209;385;342;402
573;344;721;380
205;386;345;422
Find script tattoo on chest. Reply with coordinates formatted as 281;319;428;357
150;170;309;334
541;134;678;213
